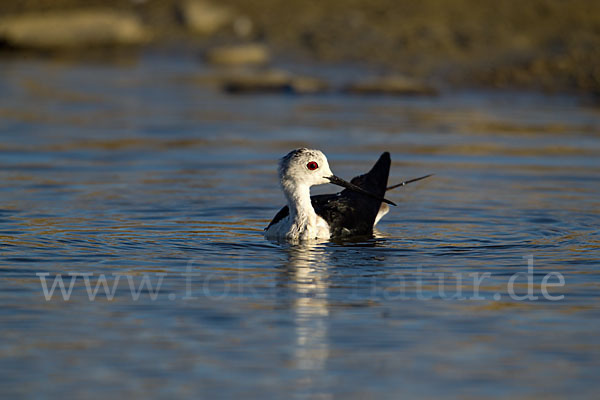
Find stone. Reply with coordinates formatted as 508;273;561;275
219;69;328;94
232;16;254;38
289;75;329;94
344;75;438;96
205;43;270;66
177;0;234;35
0;10;150;50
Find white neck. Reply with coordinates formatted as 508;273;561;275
282;179;315;220
281;178;318;238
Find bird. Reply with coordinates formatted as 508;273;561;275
264;148;430;241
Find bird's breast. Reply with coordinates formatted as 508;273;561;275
264;214;330;241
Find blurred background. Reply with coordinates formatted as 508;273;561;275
1;0;600;97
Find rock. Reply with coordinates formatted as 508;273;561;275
222;69;289;93
205;43;270;66
232;16;254;38
344;75;438;96
220;69;328;94
0;10;150;50
177;0;234;35
288;75;329;94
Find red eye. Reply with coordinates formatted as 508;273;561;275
307;161;319;171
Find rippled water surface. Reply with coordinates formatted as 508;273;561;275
1;54;599;399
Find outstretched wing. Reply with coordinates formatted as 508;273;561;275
314;152;390;237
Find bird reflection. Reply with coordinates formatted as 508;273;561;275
280;241;332;397
276;236;388;397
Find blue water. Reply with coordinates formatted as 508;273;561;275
1;54;599;399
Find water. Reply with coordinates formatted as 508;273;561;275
1;53;599;399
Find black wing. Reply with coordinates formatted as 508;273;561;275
315;152;390;237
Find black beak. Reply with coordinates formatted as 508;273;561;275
326;175;397;206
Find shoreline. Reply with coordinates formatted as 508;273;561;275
1;0;599;99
